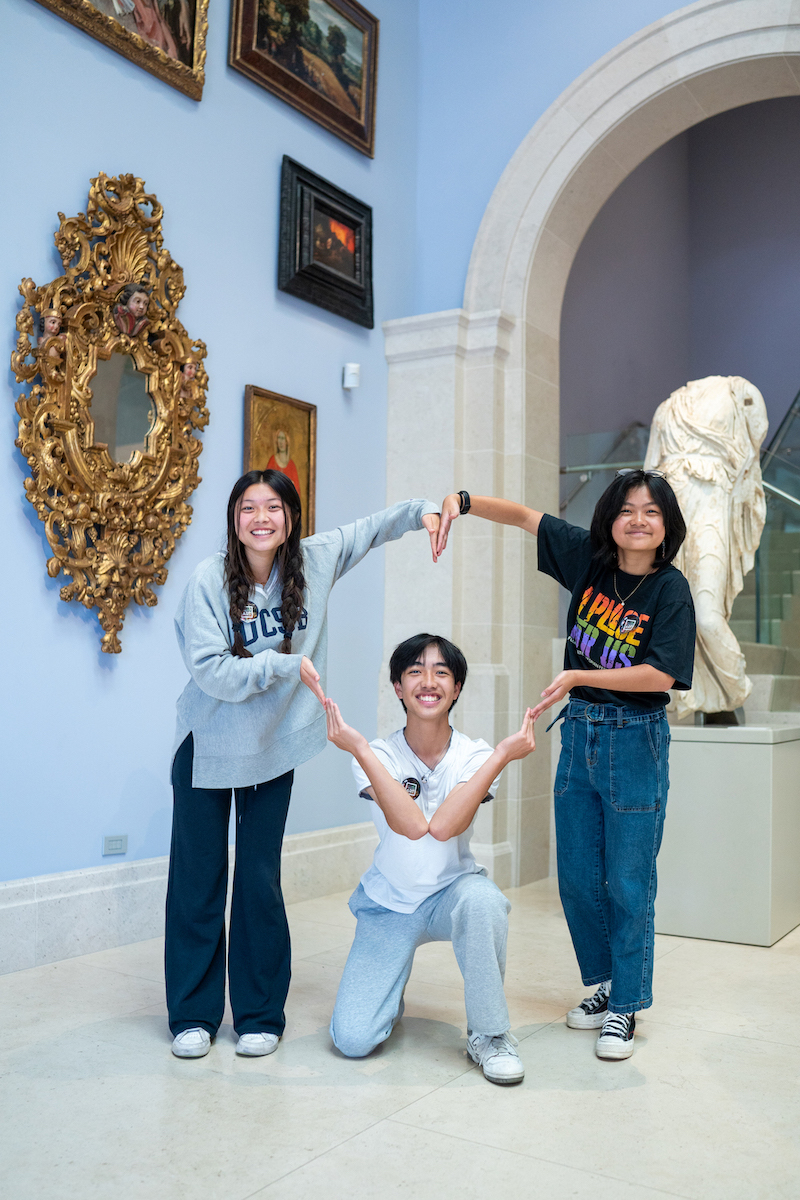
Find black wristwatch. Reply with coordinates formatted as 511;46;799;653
457;490;471;515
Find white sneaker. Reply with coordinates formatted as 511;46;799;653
236;1032;280;1057
172;1028;212;1058
596;1011;635;1059
467;1031;525;1085
566;980;611;1029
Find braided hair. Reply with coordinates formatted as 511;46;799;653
224;469;306;659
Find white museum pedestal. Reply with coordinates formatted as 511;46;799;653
656;720;800;946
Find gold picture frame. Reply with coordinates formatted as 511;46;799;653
244;387;317;537
32;0;209;101
11;173;209;653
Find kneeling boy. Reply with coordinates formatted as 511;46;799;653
324;633;535;1085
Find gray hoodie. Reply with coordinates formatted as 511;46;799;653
173;499;439;788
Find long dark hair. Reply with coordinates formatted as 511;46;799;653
224;469;306;658
590;470;686;570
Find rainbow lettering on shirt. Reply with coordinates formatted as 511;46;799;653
571;586;651;669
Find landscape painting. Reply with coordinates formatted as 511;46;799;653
229;0;378;156
258;0;365;119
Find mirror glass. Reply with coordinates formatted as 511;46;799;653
91;355;155;461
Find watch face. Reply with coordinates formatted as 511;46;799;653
402;777;421;800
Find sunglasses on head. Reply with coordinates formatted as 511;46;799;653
615;468;666;479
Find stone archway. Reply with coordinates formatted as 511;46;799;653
382;1;800;888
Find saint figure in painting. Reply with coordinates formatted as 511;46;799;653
267;429;300;493
113;284;151;338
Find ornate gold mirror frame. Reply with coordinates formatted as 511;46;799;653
11;174;209;653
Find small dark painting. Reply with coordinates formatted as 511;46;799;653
278;157;373;328
313;211;356;278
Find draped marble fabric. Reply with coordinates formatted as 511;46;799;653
644;376;768;716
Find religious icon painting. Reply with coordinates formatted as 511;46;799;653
31;0;208;99
278;156;373;328
228;0;378;156
243;386;317;538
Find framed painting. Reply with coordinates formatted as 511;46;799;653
32;0;209;100
243;386;317;537
228;0;378;157
278;156;373;328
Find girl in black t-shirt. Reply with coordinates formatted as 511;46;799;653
436;472;695;1061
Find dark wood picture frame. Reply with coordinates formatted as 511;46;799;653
228;0;378;157
243;386;317;537
278;156;373;329
31;0;208;101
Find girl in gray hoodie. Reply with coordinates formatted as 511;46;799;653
166;469;440;1059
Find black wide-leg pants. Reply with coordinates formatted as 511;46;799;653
165;734;294;1037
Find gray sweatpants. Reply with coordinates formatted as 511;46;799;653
330;872;511;1058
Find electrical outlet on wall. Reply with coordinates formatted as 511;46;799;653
103;835;128;856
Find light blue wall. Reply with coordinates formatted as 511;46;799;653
413;0;692;314
1;0;424;880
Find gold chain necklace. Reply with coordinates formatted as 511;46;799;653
613;569;654;604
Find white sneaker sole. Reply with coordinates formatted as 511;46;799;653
172;1036;212;1059
595;1038;634;1060
236;1035;280;1057
566;1010;606;1029
482;1064;525;1085
467;1045;525;1085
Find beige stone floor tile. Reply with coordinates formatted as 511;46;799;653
0;957;164;1054
76;935;164;982
5;873;800;1198
284;889;356;929
392;1020;800;1199
255;1119;682;1200
287;915;356;960
648;933;800;1047
0;1008;463;1200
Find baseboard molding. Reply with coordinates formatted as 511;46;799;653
0;821;378;976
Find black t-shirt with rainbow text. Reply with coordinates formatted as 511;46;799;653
537;514;695;711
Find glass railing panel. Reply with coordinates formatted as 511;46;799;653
560;422;649;527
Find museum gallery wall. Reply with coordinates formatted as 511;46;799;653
4;0;781;895
1;0;415;885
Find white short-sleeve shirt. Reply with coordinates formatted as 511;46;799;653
351;727;502;913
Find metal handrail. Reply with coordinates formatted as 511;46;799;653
560;469;800;511
560;421;649;511
560;460;643;474
763;479;800;510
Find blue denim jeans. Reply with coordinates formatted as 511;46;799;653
553;699;670;1014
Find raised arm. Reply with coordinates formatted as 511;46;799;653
436;493;543;557
324;701;429;840
330;499;441;579
427;710;536;840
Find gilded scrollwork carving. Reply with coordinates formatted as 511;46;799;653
12;173;209;653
